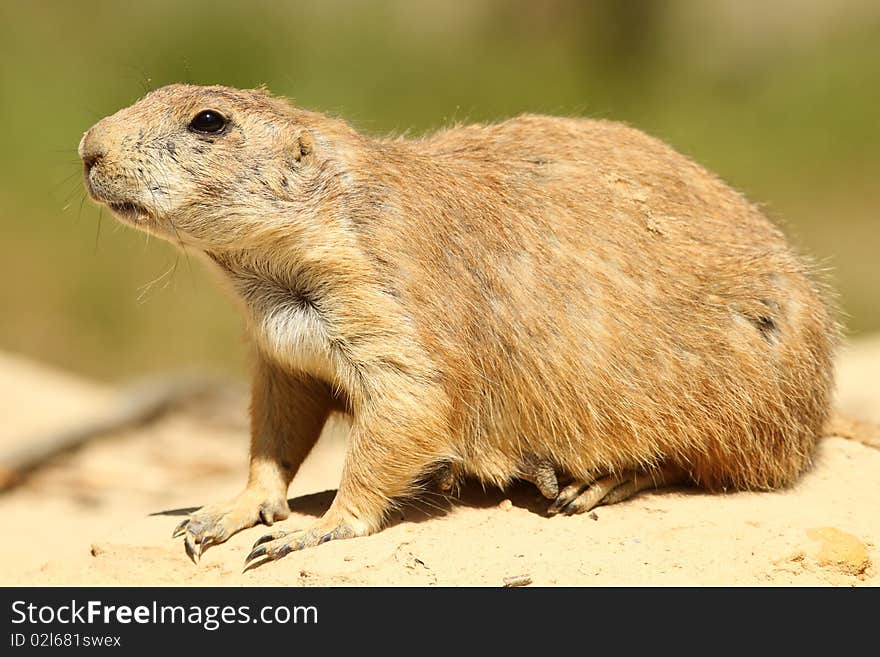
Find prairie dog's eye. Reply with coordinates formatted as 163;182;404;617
188;110;226;134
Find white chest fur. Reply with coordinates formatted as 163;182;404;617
252;299;340;383
220;265;343;385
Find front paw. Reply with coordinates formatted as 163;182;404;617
173;494;290;562
243;514;365;570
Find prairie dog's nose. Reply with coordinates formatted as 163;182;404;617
78;127;105;172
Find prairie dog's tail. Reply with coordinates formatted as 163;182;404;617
825;412;880;449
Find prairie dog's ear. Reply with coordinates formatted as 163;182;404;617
290;129;313;165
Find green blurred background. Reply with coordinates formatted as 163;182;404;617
1;0;878;382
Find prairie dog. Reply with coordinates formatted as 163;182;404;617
79;84;837;566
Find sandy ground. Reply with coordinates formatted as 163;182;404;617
0;338;878;587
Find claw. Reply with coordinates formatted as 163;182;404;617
199;536;216;558
274;544;293;559
547;479;593;515
184;534;199;564
547;499;565;515
242;560;264;574
243;533;301;572
172;518;189;539
245;545;267;564
252;530;289;549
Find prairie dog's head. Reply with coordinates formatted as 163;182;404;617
79;84;320;248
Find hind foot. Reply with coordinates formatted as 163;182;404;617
430;457;559;499
519;457;559;499
431;462;463;495
547;464;686;515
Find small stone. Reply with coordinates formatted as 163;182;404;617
589;511;599;521
498;499;513;510
503;574;532;587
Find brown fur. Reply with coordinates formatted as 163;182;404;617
79;84;838;559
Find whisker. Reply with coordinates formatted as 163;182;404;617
51;168;83;193
94;207;103;253
167;216;196;286
59;175;88;209
76;190;88;224
119;64;154;95
140;161;198;293
137;256;179;303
